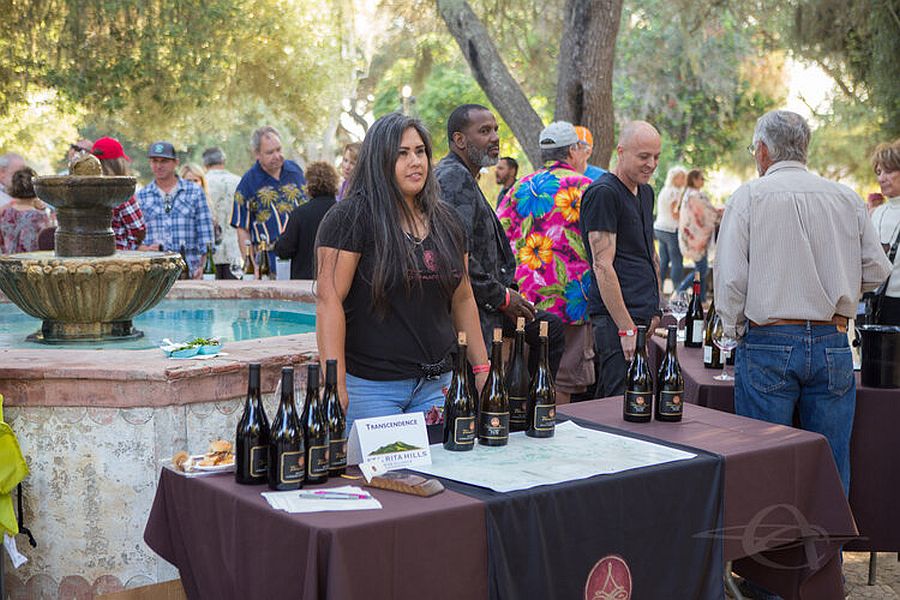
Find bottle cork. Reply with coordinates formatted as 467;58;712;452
539;320;548;337
516;316;525;331
493;328;502;343
458;331;467;345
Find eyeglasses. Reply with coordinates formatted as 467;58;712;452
746;142;757;157
164;193;173;213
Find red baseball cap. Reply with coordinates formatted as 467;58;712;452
91;137;131;161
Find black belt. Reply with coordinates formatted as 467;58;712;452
418;355;452;380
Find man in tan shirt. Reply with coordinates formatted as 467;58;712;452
716;109;889;487
716;109;890;599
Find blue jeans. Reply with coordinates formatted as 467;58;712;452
734;324;855;494
655;228;683;285
678;254;708;300
345;372;452;434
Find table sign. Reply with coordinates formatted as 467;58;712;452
347;412;431;471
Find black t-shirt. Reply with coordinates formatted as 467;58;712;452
316;199;464;381
580;172;660;321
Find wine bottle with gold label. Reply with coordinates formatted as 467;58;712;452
268;367;305;490
301;363;329;484
258;241;272;280
242;240;256;281
526;321;556;438
624;326;653;422
655;326;685;422
236;363;270;484
505;317;529;432
443;332;476;451
324;359;347;476
479;328;510;446
202;243;216;281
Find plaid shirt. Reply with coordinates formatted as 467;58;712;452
111;195;146;250
137;178;214;274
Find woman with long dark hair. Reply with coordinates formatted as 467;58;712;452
316;113;488;428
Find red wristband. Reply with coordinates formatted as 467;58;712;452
472;363;491;375
498;288;511;311
617;328;637;337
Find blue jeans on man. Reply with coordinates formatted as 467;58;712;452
734;323;855;495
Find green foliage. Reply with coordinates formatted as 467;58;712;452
808;98;885;189
793;0;900;137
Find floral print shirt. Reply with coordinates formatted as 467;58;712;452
0;205;53;254
678;188;720;263
497;161;593;324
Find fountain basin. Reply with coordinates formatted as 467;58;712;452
0;251;182;343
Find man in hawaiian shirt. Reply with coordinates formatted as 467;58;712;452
232;126;307;277
498;121;595;402
136;141;214;278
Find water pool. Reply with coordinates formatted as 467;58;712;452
0;299;316;349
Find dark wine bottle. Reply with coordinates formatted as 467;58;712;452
684;272;704;348
258;241;272;280
242;240;256;281
235;363;270;484
703;299;722;369
505;317;529;433
526;320;556;438
478;328;509;446
301;363;329;484
202;242;216;281
179;244;189;280
443;332;476;451
624;326;653;422
655;326;685;422
323;359;347;476
267;367;305;490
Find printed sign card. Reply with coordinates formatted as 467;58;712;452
347;413;431;471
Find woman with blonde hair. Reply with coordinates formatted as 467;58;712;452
654;165;686;291
869;138;900;324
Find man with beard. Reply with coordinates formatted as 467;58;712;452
494;156;518;204
435;104;563;375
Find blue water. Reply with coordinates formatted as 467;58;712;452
0;299;316;349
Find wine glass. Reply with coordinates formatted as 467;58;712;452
229;257;244;280
667;291;690;341
712;315;740;381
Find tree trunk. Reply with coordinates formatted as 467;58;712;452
435;0;545;166
554;0;623;168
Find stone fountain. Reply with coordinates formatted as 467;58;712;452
0;154;183;343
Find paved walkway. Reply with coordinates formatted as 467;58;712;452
845;552;900;599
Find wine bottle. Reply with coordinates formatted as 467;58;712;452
443;332;476;451
478;328;509;446
526;320;556;438
703;299;722;369
684;272;704;348
323;359;347;476
202;243;216;281
235;363;271;484
179;244;189;280
623;326;653;422
242;240;256;281
655;326;685;422
505;317;529;433
258;241;272;280
301;363;330;484
267;367;305;490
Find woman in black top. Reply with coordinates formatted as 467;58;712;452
316;113;488;428
275;161;338;279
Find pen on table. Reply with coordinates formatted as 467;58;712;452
296;491;371;500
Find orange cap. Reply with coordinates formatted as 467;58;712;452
574;126;593;147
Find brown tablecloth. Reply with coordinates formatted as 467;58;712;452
559;399;856;600
649;335;900;552
146;399;855;600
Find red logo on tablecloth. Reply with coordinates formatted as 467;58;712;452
584;555;632;600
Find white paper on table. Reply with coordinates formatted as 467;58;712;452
410;420;697;493
4;533;27;568
261;485;382;514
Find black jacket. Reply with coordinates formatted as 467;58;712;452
435;152;516;339
275;194;336;279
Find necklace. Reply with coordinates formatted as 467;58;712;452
404;231;425;246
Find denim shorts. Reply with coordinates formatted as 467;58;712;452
345;371;452;433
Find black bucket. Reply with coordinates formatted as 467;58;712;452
856;324;900;388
